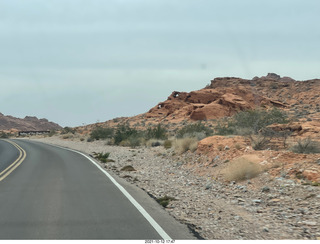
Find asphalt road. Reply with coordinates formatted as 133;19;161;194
0;139;195;240
0;139;20;173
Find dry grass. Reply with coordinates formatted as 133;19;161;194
163;140;173;149
61;133;74;139
173;137;198;154
222;158;263;182
234;143;242;150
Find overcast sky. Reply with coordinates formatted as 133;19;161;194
1;0;319;127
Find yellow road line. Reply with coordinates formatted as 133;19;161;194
0;141;23;176
0;140;27;181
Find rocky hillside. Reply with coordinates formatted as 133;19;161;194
76;73;320;134
208;73;320;120
145;73;319;123
0;113;62;131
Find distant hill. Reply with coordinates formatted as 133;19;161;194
0;113;62;131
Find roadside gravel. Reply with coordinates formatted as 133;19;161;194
30;136;320;240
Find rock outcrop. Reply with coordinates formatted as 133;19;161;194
145;77;288;122
140;73;320;124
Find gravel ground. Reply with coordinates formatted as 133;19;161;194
29;136;320;240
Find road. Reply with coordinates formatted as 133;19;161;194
0;139;194;240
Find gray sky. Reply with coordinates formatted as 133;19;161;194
1;0;319;127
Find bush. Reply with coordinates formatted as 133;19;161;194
156;196;176;208
249;133;272;150
177;122;213;139
222;158;263;182
127;134;142;148
61;127;76;134
247;128;278;150
214;108;289;150
146;124;167;140
231;108;288;135
163;140;172;149
92;152;114;163
114;124;139;145
173;138;198;154
214;120;235;135
290;138;320;154
90;126;114;140
119;140;131;147
62;134;72;139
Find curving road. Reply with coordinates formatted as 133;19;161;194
0;139;194;240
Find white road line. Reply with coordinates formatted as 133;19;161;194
51;144;172;240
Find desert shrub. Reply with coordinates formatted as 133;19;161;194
90;126;114;140
163;140;172;149
119;140;131;147
214;108;289;149
118;135;143;148
274;130;292;148
173;138;198;154
222;158;263;182
231;108;288;135
249;133;272;150
247;128;278;150
176;122;213;139
156;196;176;208
290;138;320;154
61;127;76;134
183;131;207;140
114;124;139;145
127;134;142;148
146;124;167;140
234;143;242;150
62;134;72;139
214;120;235;135
92;152;114;163
48;130;57;137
